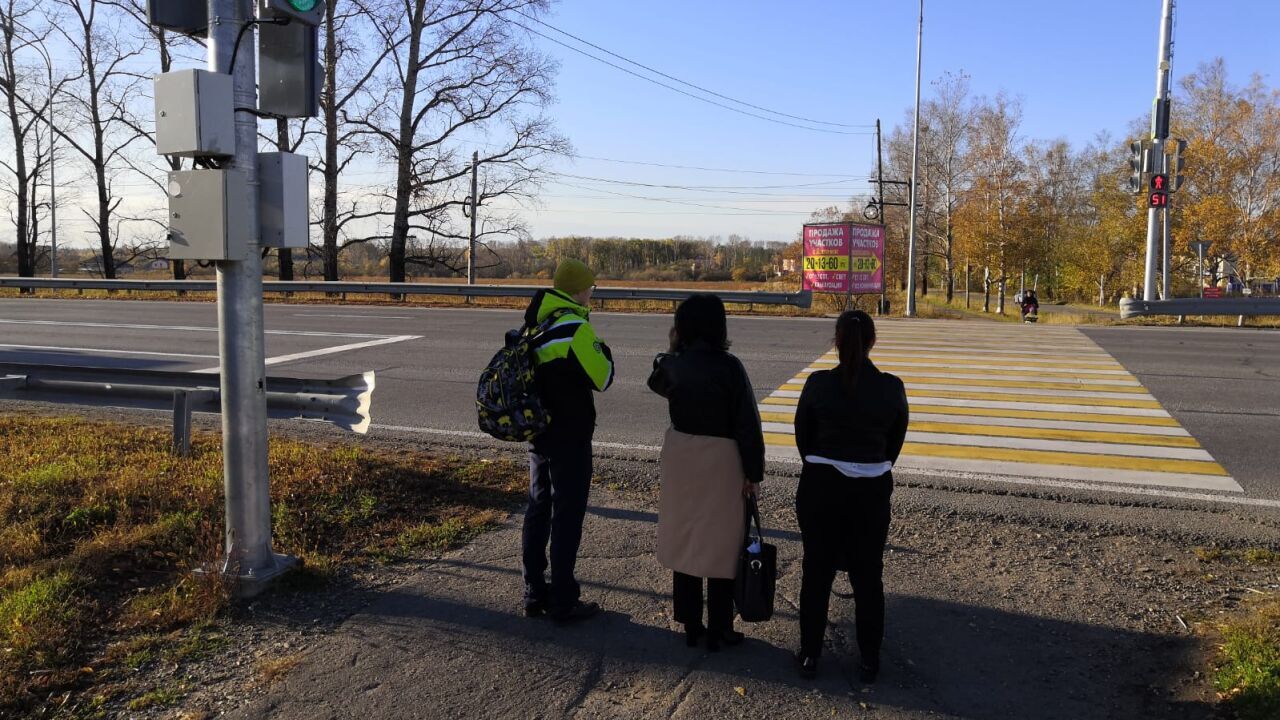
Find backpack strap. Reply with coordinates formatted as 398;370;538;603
526;306;578;339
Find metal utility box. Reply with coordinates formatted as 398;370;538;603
259;21;321;118
167;170;250;261
154;70;235;157
258;152;309;249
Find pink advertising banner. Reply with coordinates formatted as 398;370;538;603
802;222;885;294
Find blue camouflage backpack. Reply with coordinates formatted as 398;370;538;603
476;308;575;441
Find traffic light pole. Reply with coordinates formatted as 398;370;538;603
209;0;292;594
1142;0;1174;302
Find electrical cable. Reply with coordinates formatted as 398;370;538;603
514;10;874;130
228;17;290;76
551;171;867;192
508;19;873;136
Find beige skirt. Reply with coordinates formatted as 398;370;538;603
657;427;746;580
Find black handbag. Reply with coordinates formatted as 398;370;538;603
733;496;777;622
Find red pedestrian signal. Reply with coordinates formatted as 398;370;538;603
1150;173;1168;192
1149;192;1168;208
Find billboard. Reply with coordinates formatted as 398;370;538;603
802;222;885;294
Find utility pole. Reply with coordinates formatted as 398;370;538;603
905;0;924;317
876;118;886;315
467;150;478;285
209;0;289;590
1142;0;1175;301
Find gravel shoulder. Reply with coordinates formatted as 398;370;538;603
123;429;1280;720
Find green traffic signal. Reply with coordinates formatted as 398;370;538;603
288;0;318;11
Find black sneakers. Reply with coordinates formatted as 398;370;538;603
550;600;600;624
523;600;546;618
795;651;818;679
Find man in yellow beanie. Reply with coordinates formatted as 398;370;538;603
520;257;614;623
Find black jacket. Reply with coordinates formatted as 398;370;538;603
794;360;909;466
647;343;766;484
524;289;614;446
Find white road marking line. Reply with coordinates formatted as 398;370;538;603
867;363;1134;376
0;318;397;339
757;406;1191;436
901;431;1216;461
902;383;1156;401
906;412;1192;436
0;344;218;359
295;313;414;320
870;397;1172;417
194;335;420;373
863;371;1143;387
868;344;1115;357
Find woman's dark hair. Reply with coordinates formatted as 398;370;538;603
673;293;730;351
834;310;876;391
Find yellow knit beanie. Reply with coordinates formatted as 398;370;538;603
553;258;595;295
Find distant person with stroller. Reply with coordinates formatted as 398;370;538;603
520;258;615;623
793;310;908;682
1021;290;1040;323
648;294;765;651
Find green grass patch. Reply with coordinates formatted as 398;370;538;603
0;415;525;716
1214;595;1280;720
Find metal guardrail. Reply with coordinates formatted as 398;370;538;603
0;363;375;454
0;277;813;308
1120;297;1280;324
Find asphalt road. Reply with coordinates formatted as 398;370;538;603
2;297;1278;504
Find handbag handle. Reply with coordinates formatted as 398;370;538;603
745;495;765;545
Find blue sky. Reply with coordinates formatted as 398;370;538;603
506;0;1280;243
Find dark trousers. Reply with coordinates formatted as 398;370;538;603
797;464;893;664
672;572;734;631
522;438;592;613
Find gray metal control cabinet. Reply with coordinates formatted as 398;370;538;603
167;170;250;261
154;70;235;157
258;152;309;248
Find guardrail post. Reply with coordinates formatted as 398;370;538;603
1238;315;1245;328
173;389;193;457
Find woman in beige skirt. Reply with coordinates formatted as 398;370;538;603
647;294;765;650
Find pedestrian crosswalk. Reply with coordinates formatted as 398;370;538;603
761;319;1242;494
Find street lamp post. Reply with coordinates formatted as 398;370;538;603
905;0;924;317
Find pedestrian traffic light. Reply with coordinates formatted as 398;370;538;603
1150;173;1168;193
1128;140;1146;194
1148;191;1168;208
259;0;325;25
257;1;324;118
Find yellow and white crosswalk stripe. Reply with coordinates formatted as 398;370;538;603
761;319;1241;494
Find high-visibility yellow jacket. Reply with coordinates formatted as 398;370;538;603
524;288;614;443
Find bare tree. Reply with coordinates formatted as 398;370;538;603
111;0;203;279
355;0;567;282
0;0;65;281
48;0;149;279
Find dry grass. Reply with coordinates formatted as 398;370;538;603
0;415;525;716
256;653;306;686
1213;594;1280;720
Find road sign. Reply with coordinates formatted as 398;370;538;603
802;222;884;294
1189;240;1212;254
1150;173;1168;192
1203;286;1222;298
1149;191;1168;208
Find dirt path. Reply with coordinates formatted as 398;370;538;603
163;471;1280;720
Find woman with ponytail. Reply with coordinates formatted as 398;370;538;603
792;310;909;682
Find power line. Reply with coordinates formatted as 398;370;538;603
567;153;863;178
553;179;802;215
509;19;873;136
551;172;868;192
514;10;873;130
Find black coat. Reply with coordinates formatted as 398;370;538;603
794;360;909;465
647;344;766;484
